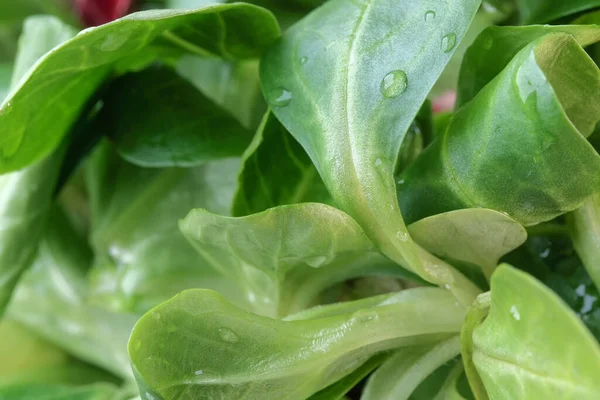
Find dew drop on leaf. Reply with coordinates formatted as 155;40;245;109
380;70;408;98
375;158;382;166
195;369;203;375
300;56;308;65
396;231;409;241
152;312;161;320
270;88;293;107
353;310;379;323
510;305;521;321
441;33;457;53
424;10;436;22
218;327;240;343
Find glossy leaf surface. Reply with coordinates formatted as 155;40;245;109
400;34;600;226
0;4;279;173
471;266;600;399
100;66;252;168
129;288;466;400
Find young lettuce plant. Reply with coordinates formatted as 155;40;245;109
0;0;600;399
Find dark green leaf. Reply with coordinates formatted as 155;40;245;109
516;0;600;24
0;4;279;174
400;33;600;226
101;66;252;168
232;111;332;216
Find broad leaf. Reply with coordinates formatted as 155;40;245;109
99;66;252;168
400;34;600;226
361;336;461;400
129;288;467;400
516;0;600;24
86;141;244;314
233;111;331;216
408;209;527;280
568;193;600;290
0;4;279;173
180;203;415;317
471;265;600;399
261;0;481;299
457;25;600;107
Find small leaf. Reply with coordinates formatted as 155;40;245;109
180;203;415;316
471;266;600;398
408;209;527;280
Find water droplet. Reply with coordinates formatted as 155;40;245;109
424;10;436;22
396;231;409;241
441;33;457;53
218;327;239;343
424;264;454;284
509;305;521;321
152;312;161;320
397;178;405;185
306;255;327;268
354;310;379;323
539;248;550;259
380;70;408;98
195;369;203;375
270;88;293;107
300;56;308;65
375;158;382;166
443;284;451;290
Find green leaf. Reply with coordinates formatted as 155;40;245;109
408;209;527;280
568;193;600;290
361;336;461;400
309;353;390;400
180;203;415;317
176;56;265;129
471;266;600;399
232;111;332;216
516;0;600;24
85;141;245;314
0;4;279;174
261;0;481;300
129;288;467;400
7;208;138;379
0;383;119;400
99;65;252;168
400;33;600;226
457;25;600;107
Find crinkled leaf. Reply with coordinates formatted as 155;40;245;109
233;111;331;216
471;266;600;399
180;203;415;317
0;4;279;173
516;0;600;24
400;34;600;226
129;288;466;400
86;141;244;314
408;209;527;280
100;65;252;168
261;0;481;300
361;336;461;400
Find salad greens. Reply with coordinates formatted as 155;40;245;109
0;0;599;399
